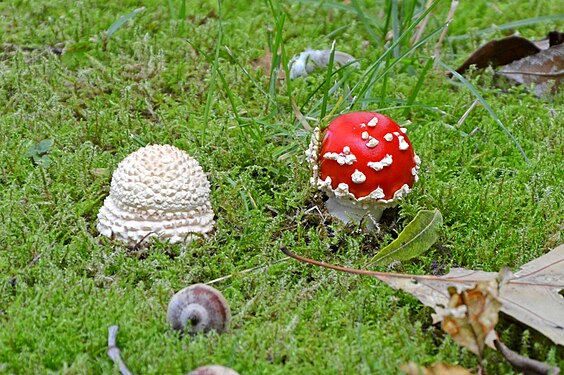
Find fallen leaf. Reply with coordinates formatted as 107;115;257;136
400;362;474;375
455;35;541;75
281;244;564;345
440;281;501;358
251;48;286;80
366;209;443;266
498;43;564;97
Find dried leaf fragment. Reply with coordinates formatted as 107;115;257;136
498;43;564;97
455;35;540;75
400;362;474;375
281;244;564;345
440;281;501;358
251;48;286;80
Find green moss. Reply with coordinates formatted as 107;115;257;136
0;0;562;373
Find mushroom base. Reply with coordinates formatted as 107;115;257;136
325;195;389;230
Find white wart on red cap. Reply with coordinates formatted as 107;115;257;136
96;144;215;247
307;112;420;225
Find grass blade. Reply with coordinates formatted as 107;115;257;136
107;7;145;38
367;209;443;267
403;56;434;117
320;41;336;120
436;58;531;165
448;14;564;41
201;1;223;145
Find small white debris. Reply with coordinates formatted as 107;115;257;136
361;131;369;140
366;137;379;148
411;167;417;176
398;135;409;150
367;117;379;127
351;170;366;184
367;154;393;171
384;133;393;142
400;127;407;134
414;154;421;167
393;131;400;136
360;123;366;128
343;146;351;154
289;49;360;80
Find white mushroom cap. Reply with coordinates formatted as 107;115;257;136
97;144;215;247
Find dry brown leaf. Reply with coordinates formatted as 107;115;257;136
400;362;474;375
440;281;501;358
281;244;564;345
498;43;564;97
250;48;286;80
455;35;541;75
379;244;564;345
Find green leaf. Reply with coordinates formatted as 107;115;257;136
36;139;54;155
368;209;443;266
107;7;145;38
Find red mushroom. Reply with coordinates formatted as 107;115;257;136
306;112;420;227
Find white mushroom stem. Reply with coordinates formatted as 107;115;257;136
325;196;386;230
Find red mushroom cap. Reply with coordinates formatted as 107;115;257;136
317;112;419;201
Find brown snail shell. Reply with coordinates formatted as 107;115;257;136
167;284;230;334
187;365;240;375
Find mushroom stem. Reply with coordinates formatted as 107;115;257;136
325;196;385;230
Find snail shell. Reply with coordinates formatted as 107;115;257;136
187;365;239;375
167;284;230;334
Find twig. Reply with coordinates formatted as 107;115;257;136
205;257;291;285
494;340;560;375
107;325;133;375
1;43;64;55
410;0;434;45
457;100;479;128
434;0;459;58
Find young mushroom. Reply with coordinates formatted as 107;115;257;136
167;284;231;335
306;112;420;228
187;365;240;375
97;144;215;247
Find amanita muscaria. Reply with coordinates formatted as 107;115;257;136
306;112;421;227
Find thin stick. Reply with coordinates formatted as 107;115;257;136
107;326;133;375
457;99;479;128
434;0;459;58
205;257;291;285
494;340;561;375
411;0;434;45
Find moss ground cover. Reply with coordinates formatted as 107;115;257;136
0;0;562;373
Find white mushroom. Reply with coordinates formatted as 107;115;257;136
96;144;215;247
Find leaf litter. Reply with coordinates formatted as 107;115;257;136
454;31;564;97
281;244;564;345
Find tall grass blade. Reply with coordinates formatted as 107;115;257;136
107;7;145;38
202;1;223;145
448;14;564;41
403;56;434;117
437;59;531;165
320;41;337;120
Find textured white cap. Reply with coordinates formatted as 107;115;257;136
97;144;215;247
